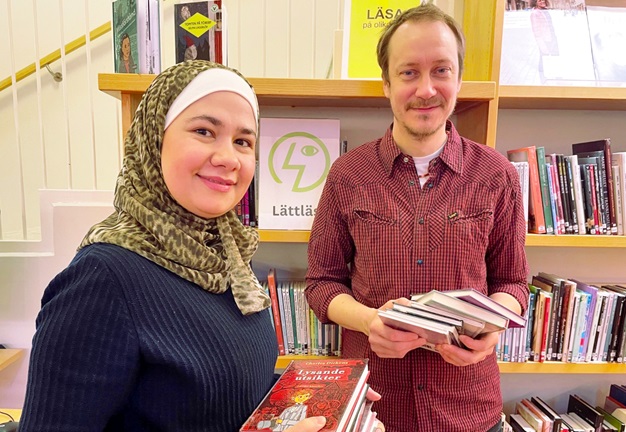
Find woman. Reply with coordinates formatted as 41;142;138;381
19;61;380;431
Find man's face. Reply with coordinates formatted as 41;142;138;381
383;20;462;143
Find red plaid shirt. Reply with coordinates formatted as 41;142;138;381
306;121;529;432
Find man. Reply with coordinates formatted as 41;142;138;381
305;4;529;432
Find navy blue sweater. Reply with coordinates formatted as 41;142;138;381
20;243;278;432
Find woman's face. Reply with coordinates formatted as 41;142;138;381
121;37;130;59
161;91;257;219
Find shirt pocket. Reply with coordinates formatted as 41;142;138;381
429;183;495;254
349;191;403;263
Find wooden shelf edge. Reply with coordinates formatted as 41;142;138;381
499;85;626;110
275;356;626;373
98;74;495;104
525;234;626;248
275;355;336;369
498;361;626;374
257;231;626;247
0;349;24;371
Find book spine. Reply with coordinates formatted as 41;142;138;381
545;163;560;235
556;154;573;234
564;156;580;234
536;147;554;234
267;270;285;356
548;156;566;234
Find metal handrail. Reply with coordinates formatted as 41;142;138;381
0;21;111;92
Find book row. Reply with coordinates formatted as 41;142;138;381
112;0;225;74
503;384;626;432
495;272;626;364
508;140;626;236
264;270;342;357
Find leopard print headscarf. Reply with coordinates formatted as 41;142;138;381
80;60;270;315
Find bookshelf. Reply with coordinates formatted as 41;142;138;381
98;70;626;372
0;349;23;372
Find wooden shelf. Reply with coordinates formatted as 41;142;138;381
98;74;495;109
275;355;335;369
275;356;626;374
525;234;626;248
499;85;626;110
497;361;626;374
259;231;626;247
0;349;23;372
258;230;310;243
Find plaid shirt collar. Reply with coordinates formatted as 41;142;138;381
379;120;464;178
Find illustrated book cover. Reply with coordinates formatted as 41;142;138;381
175;1;225;64
240;358;370;432
112;0;160;74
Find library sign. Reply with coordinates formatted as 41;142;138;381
258;118;340;230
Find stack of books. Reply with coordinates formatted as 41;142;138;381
240;358;377;432
378;289;526;352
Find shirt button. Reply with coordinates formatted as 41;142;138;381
409;180;415;186
403;157;409;163
418;218;424;224
428;183;434;189
417;384;424;390
417;259;424;265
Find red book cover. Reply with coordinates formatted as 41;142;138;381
267;269;285;356
240;358;369;432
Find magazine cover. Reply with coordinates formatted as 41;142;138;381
175;1;225;64
240;359;369;432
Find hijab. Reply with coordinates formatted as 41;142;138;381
80;60;270;315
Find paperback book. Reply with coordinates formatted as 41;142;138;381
112;0;160;74
240;358;374;432
175;1;226;64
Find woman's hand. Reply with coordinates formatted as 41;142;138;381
284;388;385;432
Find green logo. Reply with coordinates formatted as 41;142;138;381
268;131;331;193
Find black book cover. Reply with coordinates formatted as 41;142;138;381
531;396;563;432
568;394;604;432
572;138;616;234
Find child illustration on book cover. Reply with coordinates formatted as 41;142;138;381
256;389;313;431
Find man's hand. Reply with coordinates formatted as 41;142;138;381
368;298;428;358
436;330;501;366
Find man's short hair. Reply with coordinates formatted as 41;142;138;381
376;3;466;82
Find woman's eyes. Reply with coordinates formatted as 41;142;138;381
194;129;253;148
234;138;254;148
194;128;213;137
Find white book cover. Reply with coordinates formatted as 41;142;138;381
258;118;340;230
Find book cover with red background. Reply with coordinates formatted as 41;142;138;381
240;359;369;432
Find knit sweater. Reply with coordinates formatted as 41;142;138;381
20;243;278;432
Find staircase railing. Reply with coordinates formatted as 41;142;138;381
0;21;111;92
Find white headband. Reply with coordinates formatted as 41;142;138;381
164;67;259;130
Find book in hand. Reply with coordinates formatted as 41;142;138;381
392;301;485;337
410;290;519;334
378;308;462;352
240;358;374;432
442;289;527;328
